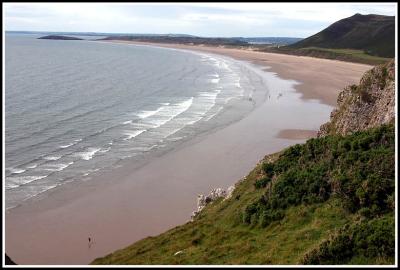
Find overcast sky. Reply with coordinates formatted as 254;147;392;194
3;2;397;37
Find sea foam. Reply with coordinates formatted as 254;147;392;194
136;107;164;119
9;168;26;174
123;129;146;140
140;97;194;129
43;156;62;161
26;164;38;169
59;143;75;149
6;175;48;189
42;162;74;172
74;148;101;161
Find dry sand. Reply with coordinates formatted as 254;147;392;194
5;41;372;265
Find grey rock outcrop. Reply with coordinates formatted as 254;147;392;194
191;186;234;220
318;59;395;137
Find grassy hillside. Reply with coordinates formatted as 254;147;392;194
92;123;395;265
289;14;395;58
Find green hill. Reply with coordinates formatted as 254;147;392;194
289;14;394;58
92;124;395;265
92;61;395;265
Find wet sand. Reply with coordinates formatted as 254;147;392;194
277;129;318;140
5;41;372;265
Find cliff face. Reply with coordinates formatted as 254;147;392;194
318;60;395;137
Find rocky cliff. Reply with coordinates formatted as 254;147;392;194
318;59;395;137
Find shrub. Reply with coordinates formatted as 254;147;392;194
262;163;275;177
302;215;394;264
243;203;258;224
260;209;284;228
360;89;373;103
254;177;270;189
241;124;394;228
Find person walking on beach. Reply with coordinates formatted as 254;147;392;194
88;237;92;248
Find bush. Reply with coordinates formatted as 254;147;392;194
360;89;373;103
260;209;284;228
302;215;394;264
262;163;275;177
241;124;395;228
243;203;258;224
254;177;270;189
354;216;394;258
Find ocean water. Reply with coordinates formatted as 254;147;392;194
5;34;268;209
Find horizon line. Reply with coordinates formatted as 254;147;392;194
4;30;304;39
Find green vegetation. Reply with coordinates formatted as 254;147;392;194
302;214;394;264
92;124;395;265
296;47;390;65
244;124;394;226
260;47;391;65
253;177;270;189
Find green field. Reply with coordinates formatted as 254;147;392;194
297;47;391;65
259;46;391;65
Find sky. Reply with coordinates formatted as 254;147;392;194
3;2;397;37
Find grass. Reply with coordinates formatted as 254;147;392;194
258;46;391;65
92;177;351;264
92;124;395;265
298;47;391;64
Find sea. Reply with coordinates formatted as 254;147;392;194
5;34;270;209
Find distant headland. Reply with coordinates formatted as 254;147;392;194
38;35;84;40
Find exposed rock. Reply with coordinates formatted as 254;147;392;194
5;253;17;265
224;186;235;200
318;59;395;137
191;186;235;220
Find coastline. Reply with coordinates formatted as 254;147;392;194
99;40;373;107
5;41;372;265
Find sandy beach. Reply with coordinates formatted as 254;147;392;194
101;41;372;107
5;42;372;265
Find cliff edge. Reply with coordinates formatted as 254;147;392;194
319;60;395;136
